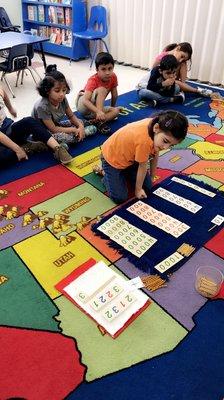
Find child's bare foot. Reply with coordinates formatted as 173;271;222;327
92;165;105;176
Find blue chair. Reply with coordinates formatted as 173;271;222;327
70;5;109;68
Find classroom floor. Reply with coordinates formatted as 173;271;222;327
3;52;145;120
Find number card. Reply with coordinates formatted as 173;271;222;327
103;294;136;322
97;214;157;257
154;252;184;273
171;176;216;197
89;282;124;311
153;188;202;213
127;201;190;238
211;215;224;226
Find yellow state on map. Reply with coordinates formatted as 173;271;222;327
65;147;101;177
13;230;109;299
189;141;224;161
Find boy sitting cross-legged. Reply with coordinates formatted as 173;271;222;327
76;52;122;133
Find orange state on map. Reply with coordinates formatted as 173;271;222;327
188;123;218;138
0;326;86;400
210;99;224;119
183;160;224;185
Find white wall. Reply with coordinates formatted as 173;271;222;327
0;0;23;28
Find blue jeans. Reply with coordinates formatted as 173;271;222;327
101;157;152;204
138;84;180;103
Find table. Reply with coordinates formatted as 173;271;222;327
0;32;49;70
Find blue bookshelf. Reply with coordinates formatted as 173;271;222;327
21;0;89;60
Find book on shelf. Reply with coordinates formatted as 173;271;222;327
38;5;45;23
64;7;72;26
30;28;38;36
61;28;72;46
48;5;58;24
38;25;50;38
63;0;72;4
57;7;65;25
27;5;38;21
55;259;151;338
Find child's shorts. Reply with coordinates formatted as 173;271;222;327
76;90;112;119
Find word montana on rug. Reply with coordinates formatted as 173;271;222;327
93;174;224;278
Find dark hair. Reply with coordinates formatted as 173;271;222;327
148;110;188;141
45;64;57;74
164;42;193;61
95;52;115;69
37;69;70;98
159;54;178;71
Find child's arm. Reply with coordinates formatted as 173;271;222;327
135;161;148;199
0;132;28;161
178;62;187;82
110;87;118;107
0;88;17;118
65;106;84;141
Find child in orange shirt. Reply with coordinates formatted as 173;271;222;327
94;110;188;203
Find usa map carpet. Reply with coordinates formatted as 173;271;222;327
0;85;224;400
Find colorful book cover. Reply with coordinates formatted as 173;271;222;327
64;7;72;26
57;7;65;25
38;5;45;23
48;6;58;24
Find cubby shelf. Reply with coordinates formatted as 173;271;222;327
21;0;89;60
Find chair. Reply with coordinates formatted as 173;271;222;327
23;30;42;80
70;5;109;68
0;7;20;32
0;44;38;98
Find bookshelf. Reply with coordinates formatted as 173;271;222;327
21;0;89;60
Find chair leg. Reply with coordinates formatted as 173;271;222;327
3;76;16;98
101;39;109;53
90;40;98;69
31;66;42;80
27;67;37;84
16;70;21;87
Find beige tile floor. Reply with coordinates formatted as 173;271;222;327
2;52;145;120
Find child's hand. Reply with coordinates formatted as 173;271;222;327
76;124;85;141
135;188;147;199
9;107;17;118
15;147;28;161
162;78;175;87
96;111;106;121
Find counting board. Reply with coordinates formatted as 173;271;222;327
55;259;150;338
93;174;224;276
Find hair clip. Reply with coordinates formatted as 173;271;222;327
165;119;172;128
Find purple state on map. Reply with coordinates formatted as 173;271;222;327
0;213;44;250
158;149;200;172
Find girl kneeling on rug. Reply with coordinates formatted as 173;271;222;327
93;110;188;203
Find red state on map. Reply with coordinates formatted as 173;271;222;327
0;165;84;215
0;326;86;400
